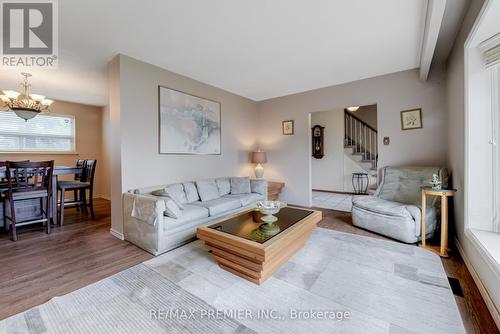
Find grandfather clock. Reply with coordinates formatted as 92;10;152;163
312;125;325;159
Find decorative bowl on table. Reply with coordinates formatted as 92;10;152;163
251;201;287;242
255;200;286;223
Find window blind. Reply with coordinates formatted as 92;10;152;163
0;112;75;152
480;33;500;68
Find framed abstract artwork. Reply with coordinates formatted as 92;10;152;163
158;86;221;154
400;108;422;130
282;120;294;135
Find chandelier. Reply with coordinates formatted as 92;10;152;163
0;73;53;121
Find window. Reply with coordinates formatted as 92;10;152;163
0;112;75;153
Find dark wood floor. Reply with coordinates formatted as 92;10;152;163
316;208;499;334
0;200;498;333
0;198;152;320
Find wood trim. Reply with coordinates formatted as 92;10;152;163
455;236;500;329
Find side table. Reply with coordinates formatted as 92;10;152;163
420;186;457;257
267;181;285;201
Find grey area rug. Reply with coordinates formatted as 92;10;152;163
0;228;465;334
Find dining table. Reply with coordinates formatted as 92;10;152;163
0;166;83;224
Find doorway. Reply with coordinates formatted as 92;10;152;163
310;104;378;211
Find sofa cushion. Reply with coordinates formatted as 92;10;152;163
192;197;241;216
150;190;185;210
183;182;200;203
250;179;267;196
164;184;188;204
352;195;420;219
376;167;446;206
164;198;182;219
163;204;208;223
216;178;231;196
196;179;220;202
223;193;264;206
230;176;251;194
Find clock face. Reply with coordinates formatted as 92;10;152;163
314;127;321;136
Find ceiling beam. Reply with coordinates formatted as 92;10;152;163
419;0;447;81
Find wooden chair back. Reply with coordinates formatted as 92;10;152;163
74;159;85;180
80;160;97;185
5;160;54;195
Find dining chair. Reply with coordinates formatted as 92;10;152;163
73;159;85;212
57;159;97;225
4;160;54;241
1;160;30;233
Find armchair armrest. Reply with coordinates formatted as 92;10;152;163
122;193;166;255
250;179;268;199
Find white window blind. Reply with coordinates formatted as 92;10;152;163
0;112;75;152
480;33;500;68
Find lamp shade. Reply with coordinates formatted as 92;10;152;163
251;151;267;164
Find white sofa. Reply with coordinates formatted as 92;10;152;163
123;177;267;255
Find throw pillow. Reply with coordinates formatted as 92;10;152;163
231;176;251;194
196;179;220;202
164;198;182;219
151;189;184;210
216;178;231;196
250;179;266;195
183;182;200;203
164;184;188;205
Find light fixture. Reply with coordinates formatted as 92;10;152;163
251;150;268;179
0;73;53;121
346;106;360;112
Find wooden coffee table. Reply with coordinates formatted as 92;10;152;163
196;206;321;284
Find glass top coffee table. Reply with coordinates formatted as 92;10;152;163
197;206;322;284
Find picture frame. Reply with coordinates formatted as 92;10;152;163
158;86;221;155
282;120;294;135
400;108;422;130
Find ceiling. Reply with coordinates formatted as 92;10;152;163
0;0;466;106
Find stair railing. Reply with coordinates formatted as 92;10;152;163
344;110;378;169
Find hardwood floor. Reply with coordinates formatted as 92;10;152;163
0;200;498;334
0;198;152;320
316;207;499;334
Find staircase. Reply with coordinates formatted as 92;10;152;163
344;110;378;180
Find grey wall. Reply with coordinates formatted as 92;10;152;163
109;55;258;234
256;68;448;206
311;109;345;191
446;0;500;319
447;0;485;237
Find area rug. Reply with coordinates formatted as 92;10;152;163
0;228;465;333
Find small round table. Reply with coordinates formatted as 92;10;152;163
419;186;457;257
352;173;369;195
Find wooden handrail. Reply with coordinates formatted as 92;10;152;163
344;110;377;133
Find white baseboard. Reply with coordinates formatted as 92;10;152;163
454;237;500;329
110;228;124;240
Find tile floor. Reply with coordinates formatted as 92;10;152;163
312;191;353;212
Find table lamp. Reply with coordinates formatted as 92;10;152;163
251;151;267;179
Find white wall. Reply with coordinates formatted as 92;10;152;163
311;109;344;192
447;0;500;323
257;68;448;206
109;55;258;234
